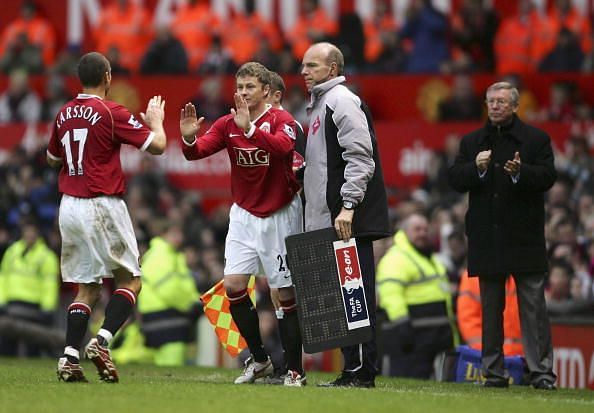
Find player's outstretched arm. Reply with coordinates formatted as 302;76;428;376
180;102;204;144
141;95;167;155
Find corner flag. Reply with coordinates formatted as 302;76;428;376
200;277;256;357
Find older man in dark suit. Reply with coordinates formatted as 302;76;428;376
448;81;557;390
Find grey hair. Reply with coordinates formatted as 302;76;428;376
487;82;520;106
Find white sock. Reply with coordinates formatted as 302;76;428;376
64;346;80;361
97;328;113;345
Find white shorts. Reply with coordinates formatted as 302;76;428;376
59;195;141;284
224;195;303;289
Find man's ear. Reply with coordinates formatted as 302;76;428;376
263;84;271;97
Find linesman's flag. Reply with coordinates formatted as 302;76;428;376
200;277;256;357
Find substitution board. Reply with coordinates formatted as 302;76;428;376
285;228;372;353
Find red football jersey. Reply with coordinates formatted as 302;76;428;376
47;94;153;198
182;106;300;217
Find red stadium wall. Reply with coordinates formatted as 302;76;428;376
552;323;594;389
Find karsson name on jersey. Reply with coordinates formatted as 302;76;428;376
56;105;102;129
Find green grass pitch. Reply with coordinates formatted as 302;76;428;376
1;358;593;413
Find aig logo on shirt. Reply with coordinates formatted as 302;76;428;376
233;147;270;167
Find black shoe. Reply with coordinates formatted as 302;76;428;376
483;379;509;388
533;379;556;390
351;376;375;388
317;372;375;388
317;372;355;387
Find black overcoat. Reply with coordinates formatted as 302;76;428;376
448;115;557;276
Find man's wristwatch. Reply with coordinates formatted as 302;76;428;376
343;200;356;210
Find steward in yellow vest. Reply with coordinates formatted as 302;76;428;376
138;223;200;366
0;221;59;356
376;213;457;378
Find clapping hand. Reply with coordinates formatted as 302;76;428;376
475;150;491;172
504;152;521;177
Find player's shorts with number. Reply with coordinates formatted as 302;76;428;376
59;194;141;283
224;194;303;288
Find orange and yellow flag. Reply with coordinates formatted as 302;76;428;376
199;276;256;357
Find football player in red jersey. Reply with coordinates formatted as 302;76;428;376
47;52;167;383
180;62;305;386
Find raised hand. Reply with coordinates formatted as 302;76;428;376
179;102;204;143
140;95;165;128
230;93;251;132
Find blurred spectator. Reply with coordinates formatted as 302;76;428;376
41;74;72;122
537;81;578;121
252;38;281;73
437;74;483;121
450;0;499;72
0;218;59;357
557;136;593;197
189;76;229;121
548;0;591;54
50;44;82;76
282;85;309;126
422;133;464;207
399;0;450;73
335;12;365;72
0;0;56;69
363;0;398;66
221;0;282;66
494;0;556;75
286;0;338;61
170;0;219;71
198;35;237;75
0;32;44;74
457;271;523;356
437;229;468;294
0;68;41;123
364;2;405;73
140;26;188;75
93;0;153;72
581;33;594;73
545;258;594;316
539;28;584;72
105;45;131;75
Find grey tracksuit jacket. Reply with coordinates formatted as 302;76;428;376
303;76;389;240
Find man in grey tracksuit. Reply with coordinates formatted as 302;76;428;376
301;42;390;387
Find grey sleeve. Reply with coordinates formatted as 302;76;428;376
332;94;375;204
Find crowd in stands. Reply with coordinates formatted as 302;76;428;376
3;0;594;77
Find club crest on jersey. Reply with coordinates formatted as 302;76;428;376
233;147;269;167
259;122;271;133
283;124;296;140
312;116;321;135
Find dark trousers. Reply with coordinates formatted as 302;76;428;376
341;238;377;379
479;273;556;385
384;324;453;379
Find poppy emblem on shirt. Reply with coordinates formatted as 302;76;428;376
312;116;320;135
